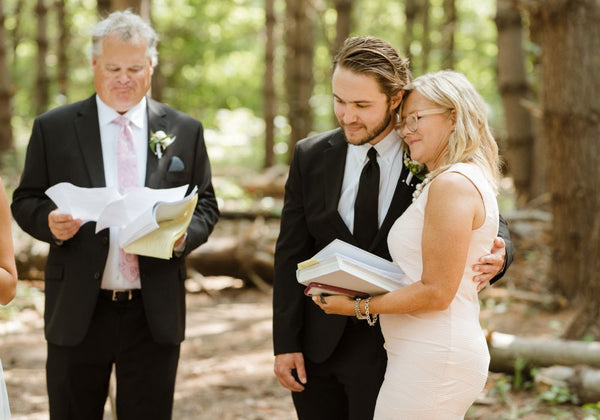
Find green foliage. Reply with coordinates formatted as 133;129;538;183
153;0;266;124
5;0;512;170
537;385;579;406
582;401;600;418
491;375;512;403
513;357;527;389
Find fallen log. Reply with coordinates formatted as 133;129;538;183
185;218;276;291
487;330;600;372
535;365;600;403
481;287;567;310
13;217;278;290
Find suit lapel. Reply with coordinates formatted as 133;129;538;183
145;98;168;187
324;132;347;215
323;130;356;243
74;95;106;188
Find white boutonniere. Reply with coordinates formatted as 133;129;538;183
150;130;176;159
403;157;428;181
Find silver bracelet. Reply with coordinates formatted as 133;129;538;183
354;298;368;320
364;297;378;326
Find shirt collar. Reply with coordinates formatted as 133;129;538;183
350;129;403;163
96;95;147;129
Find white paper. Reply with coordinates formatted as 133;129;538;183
45;182;191;234
45;182;121;223
95;185;189;232
118;186;198;247
313;239;403;276
296;239;411;294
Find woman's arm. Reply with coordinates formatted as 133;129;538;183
314;171;483;316
0;179;18;305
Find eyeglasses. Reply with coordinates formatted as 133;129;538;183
399;108;450;133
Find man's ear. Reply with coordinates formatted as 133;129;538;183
391;90;404;110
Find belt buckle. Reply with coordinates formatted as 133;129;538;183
111;290;132;302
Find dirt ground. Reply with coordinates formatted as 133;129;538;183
0;213;597;419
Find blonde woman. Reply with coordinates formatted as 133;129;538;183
315;70;501;419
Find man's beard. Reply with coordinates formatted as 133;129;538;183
341;110;394;146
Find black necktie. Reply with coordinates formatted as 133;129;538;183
354;147;380;249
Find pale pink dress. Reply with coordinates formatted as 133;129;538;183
375;163;498;420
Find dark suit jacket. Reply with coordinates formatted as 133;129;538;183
272;128;513;363
11;94;219;347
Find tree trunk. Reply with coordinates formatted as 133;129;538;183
35;0;50;115
329;0;354;128
333;0;353;57
441;0;455;69
0;0;14;153
9;0;24;72
138;0;150;21
518;0;600;339
263;0;276;168
421;0;431;73
99;0;143;15
284;0;315;161
403;0;417;65
97;0;111;16
56;0;69;101
496;0;535;205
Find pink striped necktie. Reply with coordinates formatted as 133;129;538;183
114;116;140;282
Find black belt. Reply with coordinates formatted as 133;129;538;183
99;289;142;302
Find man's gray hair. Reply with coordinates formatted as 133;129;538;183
90;10;159;67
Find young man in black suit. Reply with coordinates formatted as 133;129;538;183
11;11;219;420
272;36;513;420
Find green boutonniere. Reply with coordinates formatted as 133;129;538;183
150;130;176;159
403;157;428;180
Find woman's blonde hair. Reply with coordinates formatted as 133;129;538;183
401;70;500;190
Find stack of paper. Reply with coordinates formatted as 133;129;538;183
45;182;198;259
123;193;198;259
296;239;411;296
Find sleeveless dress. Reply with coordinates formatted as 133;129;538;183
374;162;499;420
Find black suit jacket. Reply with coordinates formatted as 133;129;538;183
11;95;219;346
272;128;513;363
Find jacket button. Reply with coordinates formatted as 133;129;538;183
102;236;109;245
94;272;101;280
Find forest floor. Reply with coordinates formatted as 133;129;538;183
1;212;599;419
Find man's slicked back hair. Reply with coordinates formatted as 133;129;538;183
333;36;411;103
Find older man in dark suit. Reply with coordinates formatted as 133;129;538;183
272;36;513;420
11;11;219;420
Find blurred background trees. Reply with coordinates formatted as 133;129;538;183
1;0;599;339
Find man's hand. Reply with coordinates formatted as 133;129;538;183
472;237;506;291
274;352;306;392
48;209;82;241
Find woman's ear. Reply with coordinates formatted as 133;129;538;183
450;109;457;128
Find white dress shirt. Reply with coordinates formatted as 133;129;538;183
96;95;148;290
337;130;405;233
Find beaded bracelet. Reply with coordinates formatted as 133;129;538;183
354;298;368;320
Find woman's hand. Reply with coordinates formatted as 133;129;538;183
311;294;356;316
